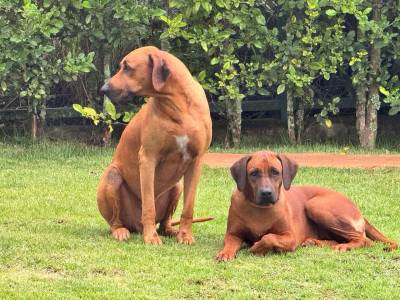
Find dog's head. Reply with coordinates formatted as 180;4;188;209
100;46;170;102
230;151;298;207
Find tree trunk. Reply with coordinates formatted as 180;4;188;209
286;90;296;144
296;100;305;144
354;0;381;149
363;0;381;149
30;100;42;141
365;90;379;149
31;112;38;141
355;85;367;145
224;98;242;148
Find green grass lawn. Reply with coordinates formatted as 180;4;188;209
1;142;400;299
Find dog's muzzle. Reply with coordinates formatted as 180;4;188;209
100;83;134;102
256;187;276;206
100;82;118;100
99;83;110;96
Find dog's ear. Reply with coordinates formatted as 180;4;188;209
277;154;298;190
149;53;170;92
230;156;251;192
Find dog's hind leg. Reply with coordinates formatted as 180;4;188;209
157;183;183;237
364;218;397;251
305;195;372;251
97;165;135;241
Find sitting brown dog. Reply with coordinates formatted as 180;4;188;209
216;151;397;261
97;46;212;245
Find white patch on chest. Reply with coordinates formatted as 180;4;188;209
175;135;190;161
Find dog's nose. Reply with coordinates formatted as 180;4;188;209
257;187;275;205
259;187;272;198
100;83;110;96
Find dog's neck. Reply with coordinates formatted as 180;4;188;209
149;77;194;124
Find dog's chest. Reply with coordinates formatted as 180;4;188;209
234;200;282;242
246;217;274;240
174;135;191;162
158;132;198;169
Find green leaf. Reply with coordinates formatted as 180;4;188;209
72;104;83;113
210;57;219;65
197;70;206;81
169;0;180;8
83;107;97;117
54;19;64;29
256;14;266;26
389;106;400;116
193;2;201;13
231;16;241;25
151;8;166;17
159;15;169;23
258;88;269;96
307;0;318;9
85;14;92;24
254;41;263;49
325;119;332;128
277;84;285;95
200;41;208;52
104;98;117;120
201;2;212;13
160;32;170;40
122;112;134;123
363;7;372;15
288;64;296;75
216;0;225;8
379;86;390;96
82;0;92;8
1;81;6;92
108;124;114;133
326;9;337;17
309;62;323;70
71;0;82;9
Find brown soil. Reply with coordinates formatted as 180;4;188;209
204;153;400;169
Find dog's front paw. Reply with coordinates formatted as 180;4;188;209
215;250;235;262
177;231;194;245
143;231;163;245
112;227;131;241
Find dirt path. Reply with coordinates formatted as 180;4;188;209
204;152;400;168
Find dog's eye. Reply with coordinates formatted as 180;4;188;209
270;168;280;176
122;61;133;73
250;170;260;177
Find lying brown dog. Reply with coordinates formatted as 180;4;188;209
216;151;397;261
97;46;212;245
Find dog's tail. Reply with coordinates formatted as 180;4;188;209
171;217;214;226
364;218;397;251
